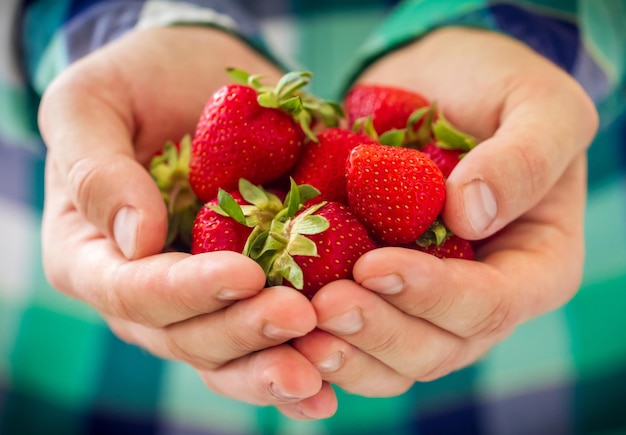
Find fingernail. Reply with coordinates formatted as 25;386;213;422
361;274;404;295
216;287;253;301
463;179;497;234
263;323;306;340
113;206;138;259
320;309;363;335
270;382;303;401
315;351;344;373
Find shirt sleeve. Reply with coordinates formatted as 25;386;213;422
20;0;277;96
346;0;624;115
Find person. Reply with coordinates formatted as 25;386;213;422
1;0;624;433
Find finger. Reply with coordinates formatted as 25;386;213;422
108;286;317;370
354;248;516;340
312;281;483;381
43;199;267;328
39;27;284;260
292;329;413;397
276;383;338;420
103;251;268;328
197;345;324;408
443;79;597;240
354;155;588;336
40;68;167;259
355;27;598;240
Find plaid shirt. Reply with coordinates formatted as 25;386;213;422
1;1;625;434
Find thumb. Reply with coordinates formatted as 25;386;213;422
442;81;598;240
39;70;168;259
61;152;168;259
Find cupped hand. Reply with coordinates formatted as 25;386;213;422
292;27;598;398
38;26;335;419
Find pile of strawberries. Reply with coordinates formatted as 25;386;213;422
150;69;478;298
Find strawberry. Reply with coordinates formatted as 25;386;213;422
345;144;446;245
420;142;465;179
191;192;252;254
291;202;377;298
251;201;377;298
189;69;341;203
289;127;380;204
409;234;475;260
375;104;478;179
344;83;431;136
150;134;203;250
191;179;287;254
404;219;476;260
421;109;477;178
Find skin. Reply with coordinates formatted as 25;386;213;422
39;25;598;420
293;27;597;402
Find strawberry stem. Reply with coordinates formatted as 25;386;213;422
227;67;343;142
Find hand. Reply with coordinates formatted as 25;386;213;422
292;27;598;398
38;26;335;419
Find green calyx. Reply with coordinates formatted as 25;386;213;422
352;116;408;148
366;101;477;153
404;105;437;149
356;105;436;149
227;68;344;142
209;177;329;290
251;201;329;290
431;109;477;152
416;218;452;248
210;178;285;228
241;178;329;290
149;134;202;249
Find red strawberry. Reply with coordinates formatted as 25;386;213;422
191;192;251;254
189;83;304;202
420;110;477;178
375;108;477;179
411;234;475;260
292;202;377;298
289;127;380;204
345;144;445;245
344;83;430;135
253;201;377;298
191;179;286;254
421;142;465;179
403;219;475;260
189;69;342;203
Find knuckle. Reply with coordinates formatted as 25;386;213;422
163;331;196;363
223;318;264;354
163;328;219;370
411;290;451;320
66;156;104;220
512;135;552;198
104;277;151;326
412;346;460;382
467;296;515;340
365;324;407;359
